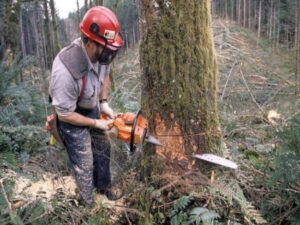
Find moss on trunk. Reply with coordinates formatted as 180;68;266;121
139;0;222;169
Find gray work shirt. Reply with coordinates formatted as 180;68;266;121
49;38;110;116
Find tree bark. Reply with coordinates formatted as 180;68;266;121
231;0;235;21
269;0;273;40
49;0;61;55
238;0;241;24
248;0;251;29
18;0;26;58
276;6;280;48
85;0;88;11
257;0;262;44
295;1;298;49
243;0;246;27
76;0;81;27
139;0;222;170
225;0;228;20
43;0;53;68
295;0;300;98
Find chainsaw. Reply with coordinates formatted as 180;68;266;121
101;110;238;169
100;110;162;152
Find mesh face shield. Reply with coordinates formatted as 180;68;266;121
97;45;119;65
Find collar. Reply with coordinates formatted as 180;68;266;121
74;38;99;75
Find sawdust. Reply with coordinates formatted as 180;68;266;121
154;113;191;169
13;173;77;202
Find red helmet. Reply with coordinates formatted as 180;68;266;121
80;6;123;51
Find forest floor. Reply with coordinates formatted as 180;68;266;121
0;18;299;224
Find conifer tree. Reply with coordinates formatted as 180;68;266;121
139;0;222;169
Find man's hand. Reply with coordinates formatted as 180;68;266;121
100;102;114;119
94;119;114;130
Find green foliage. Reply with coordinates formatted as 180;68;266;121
170;195;220;225
0;54;31;97
86;208;112;225
1;126;47;153
0;55;46;126
262;119;300;224
106;0;138;33
269;119;300;188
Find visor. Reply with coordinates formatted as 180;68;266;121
98;46;119;65
97;33;123;65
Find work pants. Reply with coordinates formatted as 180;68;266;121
58;107;111;205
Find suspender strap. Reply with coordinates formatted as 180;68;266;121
78;76;86;102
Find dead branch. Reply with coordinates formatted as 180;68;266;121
239;67;266;116
221;60;237;101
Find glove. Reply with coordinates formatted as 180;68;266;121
100;102;114;119
93;119;114;130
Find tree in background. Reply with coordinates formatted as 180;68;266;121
43;0;53;68
49;0;61;55
139;0;222;170
213;0;300;49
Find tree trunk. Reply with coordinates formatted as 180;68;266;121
238;0;241;24
254;0;257;30
269;0;273;40
76;0;81;26
257;0;262;45
49;0;61;55
295;1;300;98
85;0;88;11
139;0;222;170
225;0;228;20
295;2;298;49
17;0;24;82
43;0;53;68
276;8;280;48
248;0;251;29
18;1;26;58
243;0;246;27
231;0;235;21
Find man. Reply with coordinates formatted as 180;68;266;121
49;6;123;206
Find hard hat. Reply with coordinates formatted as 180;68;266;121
80;6;123;51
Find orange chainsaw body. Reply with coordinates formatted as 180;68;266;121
100;112;148;144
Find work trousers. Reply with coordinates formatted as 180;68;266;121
58;107;111;205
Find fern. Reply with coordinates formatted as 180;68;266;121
170;195;221;225
187;207;220;225
171;195;194;217
210;180;267;224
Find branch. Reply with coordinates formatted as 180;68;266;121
239;67;266;115
220;60;237;101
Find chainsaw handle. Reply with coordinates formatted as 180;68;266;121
130;110;142;152
99;113;115;129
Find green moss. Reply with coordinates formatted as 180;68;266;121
244;149;259;158
140;0;221;154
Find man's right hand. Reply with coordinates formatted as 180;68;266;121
93;119;114;130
